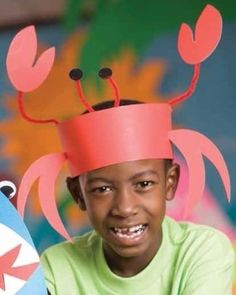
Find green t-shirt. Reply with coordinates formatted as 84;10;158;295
41;216;235;295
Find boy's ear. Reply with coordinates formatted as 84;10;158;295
165;163;180;201
66;177;86;211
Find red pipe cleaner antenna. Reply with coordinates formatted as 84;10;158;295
168;64;200;106
18;91;59;124
98;68;120;107
69;68;94;113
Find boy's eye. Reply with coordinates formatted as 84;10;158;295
136;181;154;190
91;186;112;193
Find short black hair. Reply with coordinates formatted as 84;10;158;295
81;99;143;114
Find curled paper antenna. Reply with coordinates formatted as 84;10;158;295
17;153;72;242
69;68;94;112
107;77;120;107
75;80;94;112
168;63;200;106
98;68;120;107
17;91;59;124
169;129;231;217
168;4;222;106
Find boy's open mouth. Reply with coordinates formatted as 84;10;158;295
110;224;147;239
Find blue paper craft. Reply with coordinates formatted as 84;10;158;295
0;188;47;294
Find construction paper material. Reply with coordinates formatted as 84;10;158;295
58;103;173;176
0;243;38;291
0;180;16;199
169;129;230;217
6;26;55;92
0;191;47;294
178;4;222;64
17;153;71;241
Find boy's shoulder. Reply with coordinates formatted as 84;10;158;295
41;230;100;260
162;216;235;294
164;215;233;244
164;216;235;261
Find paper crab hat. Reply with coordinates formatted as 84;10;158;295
6;4;230;241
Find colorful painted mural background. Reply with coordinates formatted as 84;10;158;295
0;0;235;290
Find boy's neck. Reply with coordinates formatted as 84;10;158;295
103;230;162;277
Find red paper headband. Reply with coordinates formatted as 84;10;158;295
6;4;230;241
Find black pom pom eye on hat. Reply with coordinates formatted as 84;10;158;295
68;67;113;80
69;68;83;81
69;67;120;111
0;180;17;199
98;67;112;79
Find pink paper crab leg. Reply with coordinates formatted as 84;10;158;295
6;25;55;92
169;129;231;217
17;153;72;242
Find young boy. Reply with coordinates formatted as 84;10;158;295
5;4;235;294
40;99;234;295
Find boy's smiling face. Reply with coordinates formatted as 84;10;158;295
68;159;179;262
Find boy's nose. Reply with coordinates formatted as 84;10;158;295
110;188;138;217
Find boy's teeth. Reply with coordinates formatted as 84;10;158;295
112;224;146;239
113;224;144;234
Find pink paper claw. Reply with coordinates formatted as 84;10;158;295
178;4;222;64
6;25;55;92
